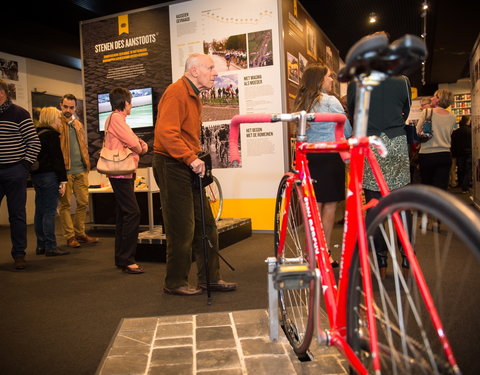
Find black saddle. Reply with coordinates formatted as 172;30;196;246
338;33;427;82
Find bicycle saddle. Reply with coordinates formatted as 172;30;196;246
338;33;427;82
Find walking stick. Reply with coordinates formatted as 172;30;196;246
198;175;212;305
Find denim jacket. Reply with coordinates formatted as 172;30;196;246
306;93;352;142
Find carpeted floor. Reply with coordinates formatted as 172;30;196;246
0;187;477;375
0;224;274;375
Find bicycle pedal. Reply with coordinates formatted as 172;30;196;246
273;264;315;290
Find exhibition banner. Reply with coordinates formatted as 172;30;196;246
169;0;285;205
281;0;340;149
81;6;171;168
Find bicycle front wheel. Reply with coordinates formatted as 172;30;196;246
347;185;480;374
274;174;315;358
206;176;223;221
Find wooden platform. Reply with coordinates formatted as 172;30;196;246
135;218;252;262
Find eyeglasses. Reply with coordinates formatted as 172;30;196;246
62;105;75;110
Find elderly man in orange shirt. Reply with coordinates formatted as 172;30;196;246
153;53;237;296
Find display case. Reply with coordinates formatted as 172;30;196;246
88;167;162;230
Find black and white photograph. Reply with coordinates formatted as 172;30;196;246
298;52;308;78
287;51;299;84
0;58;19;81
202;123;240;169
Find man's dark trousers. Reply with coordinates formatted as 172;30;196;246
153;153;220;289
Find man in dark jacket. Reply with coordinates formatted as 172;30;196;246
451;116;472;193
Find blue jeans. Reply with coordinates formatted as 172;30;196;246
32;172;60;250
0;162;29;258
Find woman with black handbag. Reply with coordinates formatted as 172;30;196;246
102;87;148;274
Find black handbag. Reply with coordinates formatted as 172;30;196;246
418;108;433;143
404;123;419;144
192;151;213;189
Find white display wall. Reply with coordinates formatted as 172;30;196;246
169;0;285;203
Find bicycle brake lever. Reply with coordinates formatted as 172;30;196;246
369;136;388;158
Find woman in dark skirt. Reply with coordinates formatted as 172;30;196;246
293;63;352;266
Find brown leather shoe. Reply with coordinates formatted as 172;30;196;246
163;285;203;296
198;280;237;292
75;234;99;244
14;256;27;270
67;237;81;248
122;264;145;274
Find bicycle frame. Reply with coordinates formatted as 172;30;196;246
229;108;459;373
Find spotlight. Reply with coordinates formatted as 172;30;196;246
369;12;377;24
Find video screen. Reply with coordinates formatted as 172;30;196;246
98;88;153;131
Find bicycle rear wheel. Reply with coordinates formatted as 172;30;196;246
347;185;480;374
274;174;315;358
206;176;223;221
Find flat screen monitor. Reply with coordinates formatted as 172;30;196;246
98;88;153;131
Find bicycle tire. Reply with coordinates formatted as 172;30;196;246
347;184;480;374
206;176;223;221
274;174;315;358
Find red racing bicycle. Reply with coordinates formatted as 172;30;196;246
229;33;480;374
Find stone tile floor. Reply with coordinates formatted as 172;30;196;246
97;309;348;375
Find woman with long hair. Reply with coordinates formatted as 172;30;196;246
31;107;69;256
293;63;352;266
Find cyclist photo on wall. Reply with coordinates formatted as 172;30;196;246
202;123;240;169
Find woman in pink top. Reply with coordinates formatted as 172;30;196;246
104;87;148;274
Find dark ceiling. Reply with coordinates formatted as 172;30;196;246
2;0;477;95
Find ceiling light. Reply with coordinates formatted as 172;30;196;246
369;12;377;24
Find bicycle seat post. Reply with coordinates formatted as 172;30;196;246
352;71;386;138
296;110;308;142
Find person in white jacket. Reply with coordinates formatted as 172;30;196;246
103;87;148;274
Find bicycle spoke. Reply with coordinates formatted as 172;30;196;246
275;177;315;357
348;186;480;374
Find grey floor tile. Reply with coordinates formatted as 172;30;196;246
197;369;243;375
119;317;158;332
196;326;236;350
150;346;193;366
99;355;148;375
154;337;193;347
244;354;296;375
196;312;231;327
99;309;347;375
290;355;347;375
155;322;193;338
196;349;241;371
241;337;286;356
232;309;268;325
108;345;151;357
148;363;192;375
235;322;269;338
158;315;193;324
112;331;155;348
